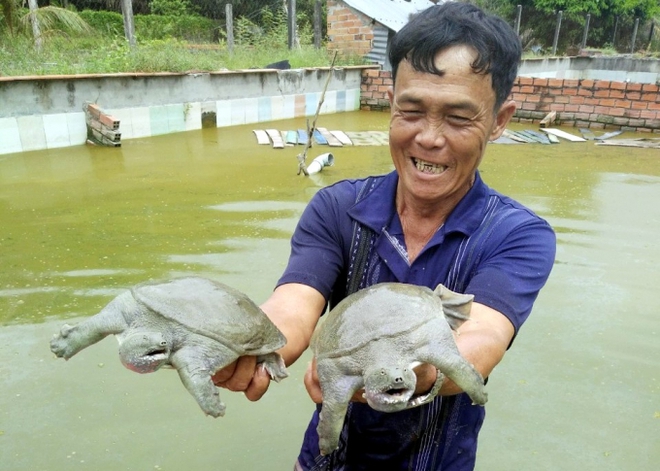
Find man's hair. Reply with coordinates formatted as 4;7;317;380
388;2;522;110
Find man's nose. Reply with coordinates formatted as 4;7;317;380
415;119;446;148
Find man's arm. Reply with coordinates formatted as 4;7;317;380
212;282;326;401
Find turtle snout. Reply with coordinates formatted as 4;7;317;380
146;339;169;357
364;366;416;412
119;332;171;374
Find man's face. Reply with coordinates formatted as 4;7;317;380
388;45;514;209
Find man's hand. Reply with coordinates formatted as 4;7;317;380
212;356;272;401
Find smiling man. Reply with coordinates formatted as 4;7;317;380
213;3;556;470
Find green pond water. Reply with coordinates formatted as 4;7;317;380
1;111;658;470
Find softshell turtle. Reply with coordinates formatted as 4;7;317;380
50;277;288;417
311;282;487;455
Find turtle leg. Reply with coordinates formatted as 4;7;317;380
170;345;234;418
416;318;488;406
50;292;133;359
315;359;364;456
255;352;288;382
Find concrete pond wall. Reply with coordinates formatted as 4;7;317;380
3;56;660;156
0;66;366;156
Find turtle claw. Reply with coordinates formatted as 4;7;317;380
406;369;444;409
50;324;77;359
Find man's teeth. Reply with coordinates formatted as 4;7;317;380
413;158;445;174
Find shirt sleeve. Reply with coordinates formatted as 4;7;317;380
465;216;556;336
276;182;355;299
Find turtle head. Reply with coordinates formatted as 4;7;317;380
118;332;171;374
363;365;416;413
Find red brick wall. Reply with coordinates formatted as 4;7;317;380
360;67;391;111
360;69;660;132
511;77;660;132
327;0;375;58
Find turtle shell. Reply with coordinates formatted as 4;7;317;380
132;277;286;354
312;283;444;359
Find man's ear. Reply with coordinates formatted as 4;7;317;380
490;100;517;141
387;86;394;107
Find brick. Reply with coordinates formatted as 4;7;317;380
526;94;541;103
86;103;101;119
609;90;625;99
594;89;610;98
564;79;580;88
578;105;595;113
549;103;565;112
596;114;615;124
517;77;534;85
548;78;564;88
625;109;642;118
648;102;660;110
521;102;538;111
569;96;586;104
594;80;611;89
512;93;526;102
626;82;642;91
642;83;659;92
640;110;658;119
564;104;579;112
563;88;578;96
626;118;645;127
578;88;595;97
99;113;119;130
599;99;616;107
580;79;595;88
533;78;548;87
613;100;632;109
610;81;626;90
520;85;534;94
625;91;641;100
642;93;659;102
645;119;660;128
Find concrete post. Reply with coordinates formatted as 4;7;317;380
552;11;563;56
226;3;234;54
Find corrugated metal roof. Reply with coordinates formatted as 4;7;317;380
343;0;439;32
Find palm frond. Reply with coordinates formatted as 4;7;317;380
19;6;93;36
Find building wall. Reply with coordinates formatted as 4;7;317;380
327;0;375;58
0;67;365;156
510;78;660;131
360;68;660;132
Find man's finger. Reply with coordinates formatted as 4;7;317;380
245;366;271;401
217;356;257;392
304;359;323;403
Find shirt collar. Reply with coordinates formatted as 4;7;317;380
347;170;489;237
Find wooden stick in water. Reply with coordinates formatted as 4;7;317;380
297;51;338;176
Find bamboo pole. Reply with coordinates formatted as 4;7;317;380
297;51;338;176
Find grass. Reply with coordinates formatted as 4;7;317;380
0;33;367;77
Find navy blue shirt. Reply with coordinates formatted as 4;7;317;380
279;171;555;470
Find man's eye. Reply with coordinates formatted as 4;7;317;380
448;115;471;123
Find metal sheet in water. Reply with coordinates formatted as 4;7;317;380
1;112;658;470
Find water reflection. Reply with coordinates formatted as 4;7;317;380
1;111;659;470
